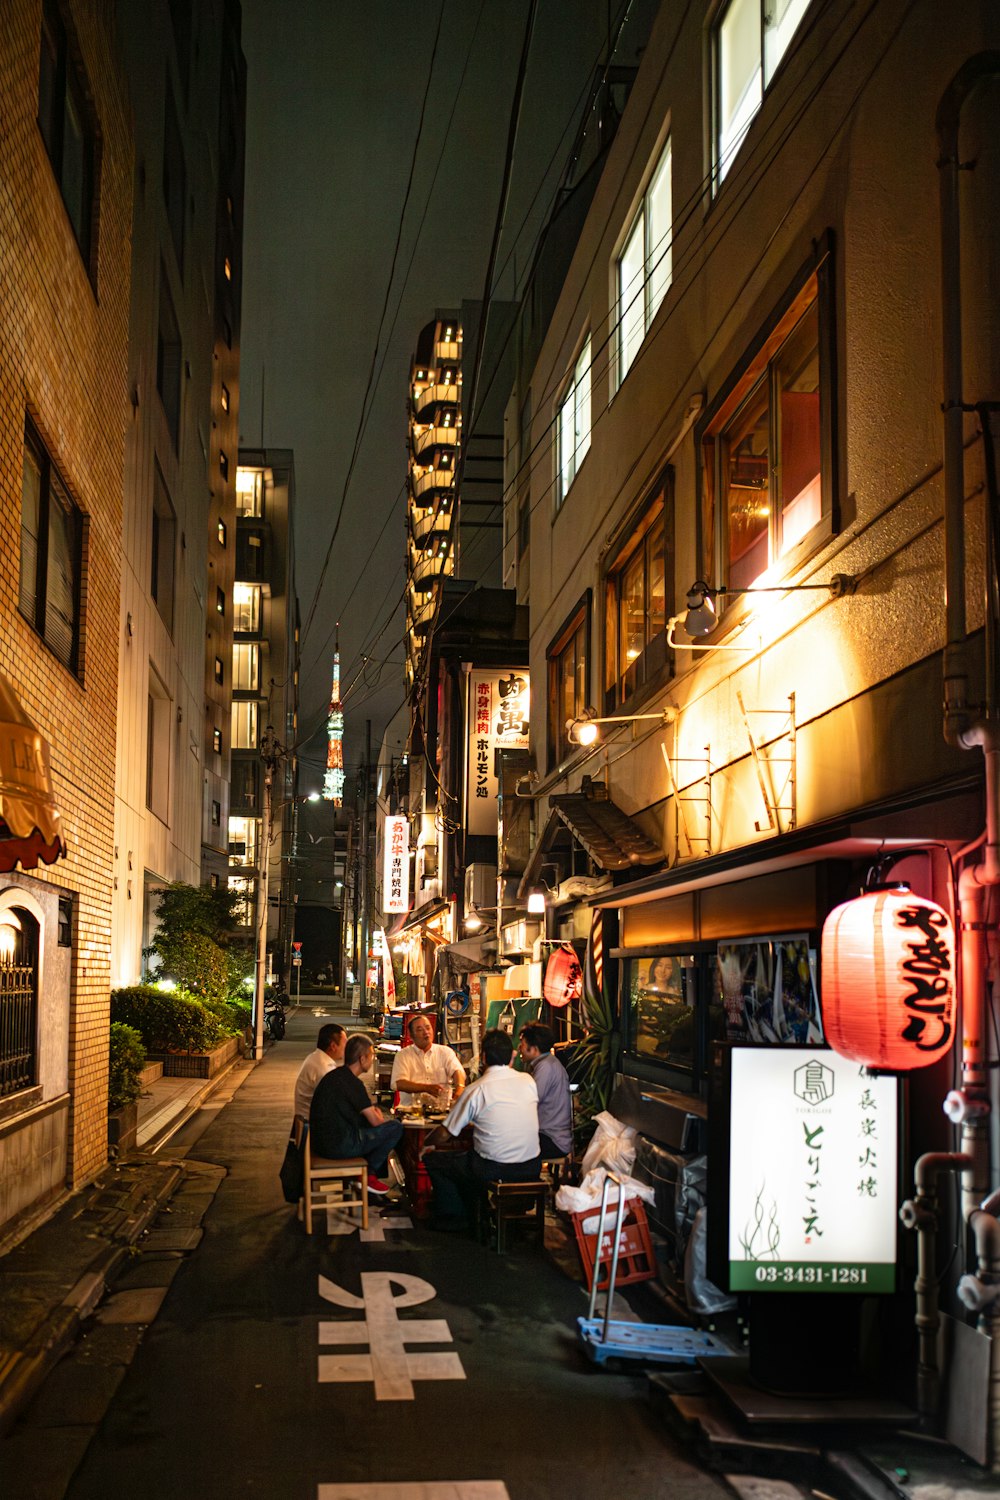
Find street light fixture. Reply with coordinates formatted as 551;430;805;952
566;704;677;747
674;574;857;639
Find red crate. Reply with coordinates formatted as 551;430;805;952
571;1198;657;1291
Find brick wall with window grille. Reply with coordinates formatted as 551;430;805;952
0;3;132;1196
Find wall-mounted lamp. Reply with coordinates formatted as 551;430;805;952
674;574;857;643
526;888;547;915
0;910;21;963
464;910;483;931
566;704;676;747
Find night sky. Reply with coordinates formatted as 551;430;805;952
238;0;655;788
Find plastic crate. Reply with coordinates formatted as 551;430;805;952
571;1198;657;1292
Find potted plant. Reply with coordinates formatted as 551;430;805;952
108;1021;146;1155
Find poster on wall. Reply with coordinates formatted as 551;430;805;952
465;670;530;836
715;937;822;1045
728;1047;898;1293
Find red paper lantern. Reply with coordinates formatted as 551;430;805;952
543;945;582;1008
820;884;956;1070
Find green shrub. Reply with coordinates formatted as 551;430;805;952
110;984;224;1054
201;994;252;1035
108;1022;146;1113
146;883;253;1002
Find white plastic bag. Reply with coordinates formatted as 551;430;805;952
555;1165;654;1229
580;1110;637;1177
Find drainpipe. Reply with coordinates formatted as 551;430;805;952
900;1152;973;1425
958;1201;1000;1473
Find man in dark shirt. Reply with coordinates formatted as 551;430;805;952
310;1034;402;1196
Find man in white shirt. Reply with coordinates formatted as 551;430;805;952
390;1014;466;1107
293;1023;346;1122
422;1028;539;1231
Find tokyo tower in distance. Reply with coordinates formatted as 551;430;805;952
323;626;344;806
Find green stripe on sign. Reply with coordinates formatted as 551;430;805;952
730;1261;895;1292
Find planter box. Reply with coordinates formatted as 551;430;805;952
108;1100;139;1155
148;1036;240;1079
138;1061;163;1088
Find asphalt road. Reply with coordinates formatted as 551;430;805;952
9;1005;728;1500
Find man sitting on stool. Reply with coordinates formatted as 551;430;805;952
422;1028;540;1232
310;1035;402;1197
517;1022;572;1161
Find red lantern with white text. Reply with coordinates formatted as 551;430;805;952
543;944;582;1008
820;884;956;1070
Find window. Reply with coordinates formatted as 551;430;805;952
701;255;833;597
547;596;590;768
213;727;222;754
0;907;39;1099
217;518;227;546
231;699;258;750
20;421;84;676
163;87;186;268
214;656;224;684
221;384;230;413
556;338;591;507
714;0;810;185
156;265;182;446
219;451;229;481
216;587;225;616
211;800;221;827
232;642;259;693
235;467;263;517
151;468;176;631
604;478;671;714
616;139;672;388
146;679;171;824
37;0;96;265
228;874;255;926
233;583;261;634
227;814;257;867
58;895;73;947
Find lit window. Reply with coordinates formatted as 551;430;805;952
714;0;810;185
217;518;226;546
233;583;260;634
224;256;232;281
219;450;229;480
235;467;263;517
556;338;591;508
20;420;84;676
701;255;833;597
547;596;590;768
604;477;672;713
231;699;258;750
213;727;222;754
216;587;225;616
232;642;259;693
221;383;230;413
227;814;258;866
37;0;96;266
214;656;224;684
616;139;672;389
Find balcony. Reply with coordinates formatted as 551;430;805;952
410;464;455;501
409;501;453;547
411;381;459;419
411;422;460;460
408;593;436;635
434;339;461;362
408;548;453;592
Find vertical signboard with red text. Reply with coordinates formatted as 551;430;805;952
383;815;410;915
465;672;530;836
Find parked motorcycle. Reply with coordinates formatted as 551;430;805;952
264;994;287;1040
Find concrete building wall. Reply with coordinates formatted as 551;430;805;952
0;0;132;1210
521;0;1000;860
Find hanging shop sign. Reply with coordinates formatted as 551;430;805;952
728;1047;898;1293
383;815;410;915
465;671;530;837
820;885;955;1071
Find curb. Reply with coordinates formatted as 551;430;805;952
138;1052;249;1152
0;1158;184;1437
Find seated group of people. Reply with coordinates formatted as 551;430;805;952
292;1014;572;1230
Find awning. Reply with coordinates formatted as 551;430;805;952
386;898;449;938
432;932;501;997
0;673;66;873
518;789;663;896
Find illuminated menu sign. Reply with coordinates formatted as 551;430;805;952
383;815;409;915
466;671;530;836
728;1047;897;1293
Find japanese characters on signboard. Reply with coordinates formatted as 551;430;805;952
728;1047;898;1293
383;815;410;915
466;671;530;836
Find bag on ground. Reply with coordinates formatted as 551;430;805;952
279;1125;304;1204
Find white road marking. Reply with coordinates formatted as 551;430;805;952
361;1214;412;1242
317;1272;466;1400
318;1486;509;1499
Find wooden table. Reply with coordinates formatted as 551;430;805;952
394;1114;469;1219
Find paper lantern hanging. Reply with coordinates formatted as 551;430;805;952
543;944;583;1008
820;884;956;1070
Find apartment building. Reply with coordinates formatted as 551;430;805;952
111;0;246;985
0;0;132;1229
508;0;1000;1455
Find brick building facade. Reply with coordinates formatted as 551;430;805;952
0;0;132;1228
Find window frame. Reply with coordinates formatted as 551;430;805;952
19;419;85;680
602;471;673;717
37;0;98;273
151;467;176;633
712;0;811;190
614;136;672;391
546;592;591;771
697;237;837;611
555;336;592;510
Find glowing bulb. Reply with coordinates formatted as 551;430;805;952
576;721;600;747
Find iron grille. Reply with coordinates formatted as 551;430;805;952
0;960;37;1097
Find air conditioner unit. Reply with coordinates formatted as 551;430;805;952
464;862;497;913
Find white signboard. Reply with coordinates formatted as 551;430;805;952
383;815;409;914
728;1048;897;1293
466;671;530;837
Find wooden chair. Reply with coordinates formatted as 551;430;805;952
300;1123;369;1233
541;1143;576;1196
485;1179;547;1252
